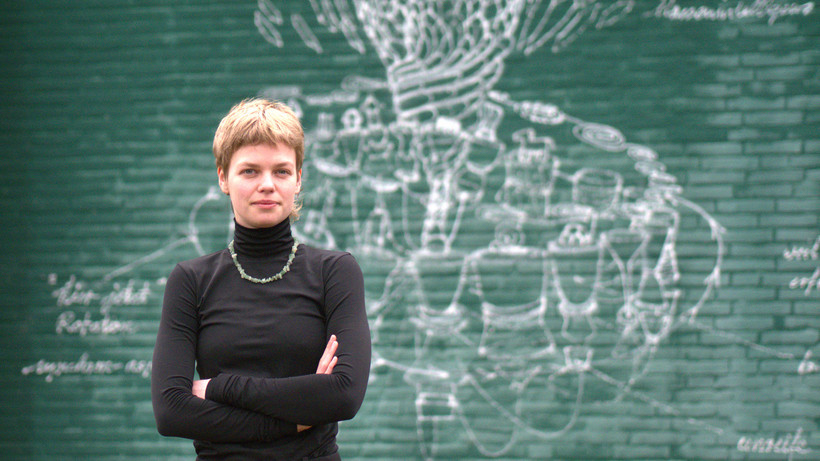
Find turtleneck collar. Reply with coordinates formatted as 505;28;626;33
232;219;294;258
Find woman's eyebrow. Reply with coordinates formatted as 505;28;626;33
235;160;295;170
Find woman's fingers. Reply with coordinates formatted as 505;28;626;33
326;355;338;374
316;335;338;374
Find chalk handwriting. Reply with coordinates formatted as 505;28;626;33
737;427;810;458
784;236;820;296
50;275;153;311
55;311;136;336
51;275;99;307
99;279;152;311
48;275;153;335
21;354;151;383
790;267;820;296
783;235;820;261
649;0;815;25
124;359;152;378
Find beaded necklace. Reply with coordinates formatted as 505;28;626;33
227;239;299;284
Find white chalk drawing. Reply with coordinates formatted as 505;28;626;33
19;1;818;459
246;1;818;458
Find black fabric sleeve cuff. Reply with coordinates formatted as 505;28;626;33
205;373;229;403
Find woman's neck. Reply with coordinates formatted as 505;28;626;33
232;219;294;257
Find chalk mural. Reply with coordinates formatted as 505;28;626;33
247;0;817;459
19;1;818;459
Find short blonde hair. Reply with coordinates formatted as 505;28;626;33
213;98;305;174
213;98;305;220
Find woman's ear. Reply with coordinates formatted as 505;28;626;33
296;169;302;193
217;168;229;195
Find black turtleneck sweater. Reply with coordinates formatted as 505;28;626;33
151;219;371;460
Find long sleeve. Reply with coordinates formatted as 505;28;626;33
151;262;298;442
205;252;371;426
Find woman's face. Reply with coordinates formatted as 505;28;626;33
218;143;301;229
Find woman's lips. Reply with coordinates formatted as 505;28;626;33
253;200;279;208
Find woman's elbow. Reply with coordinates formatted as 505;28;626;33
154;408;178;437
334;384;367;421
152;392;187;437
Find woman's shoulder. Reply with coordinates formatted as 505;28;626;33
173;249;229;275
299;243;355;262
298;244;361;272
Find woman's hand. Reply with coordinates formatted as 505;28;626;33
192;378;210;399
316;335;338;374
298;335;339;432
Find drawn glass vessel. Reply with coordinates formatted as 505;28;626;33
572;168;623;214
601;228;647;310
548;224;603;345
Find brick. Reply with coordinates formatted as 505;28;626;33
715;68;755;83
692;83;742;98
702;156;760;169
777;198;820;212
785;315;820;329
714;315;774;330
686;170;746;184
741;52;802;67
728;96;786;111
684;141;743;156
744;139;802;155
793;181;820;198
705;112;743;126
760;329;819;345
756;65;815;81
746;80;789;97
727;127;784;141
747;168;805;183
717;198;776;212
743;110;804;125
787;94;820;109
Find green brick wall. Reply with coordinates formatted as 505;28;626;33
1;1;818;460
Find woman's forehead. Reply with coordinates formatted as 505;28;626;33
231;143;297;166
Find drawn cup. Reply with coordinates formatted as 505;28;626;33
572;168;623;214
633;289;679;345
478;298;553;363
638;206;679;289
600;228;647;306
548;238;603;344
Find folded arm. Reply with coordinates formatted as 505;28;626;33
204;253;372;426
151;264;297;442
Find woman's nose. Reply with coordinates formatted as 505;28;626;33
258;173;275;191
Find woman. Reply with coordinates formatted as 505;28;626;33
151;98;371;460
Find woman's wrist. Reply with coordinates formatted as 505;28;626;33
192;378;210;399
